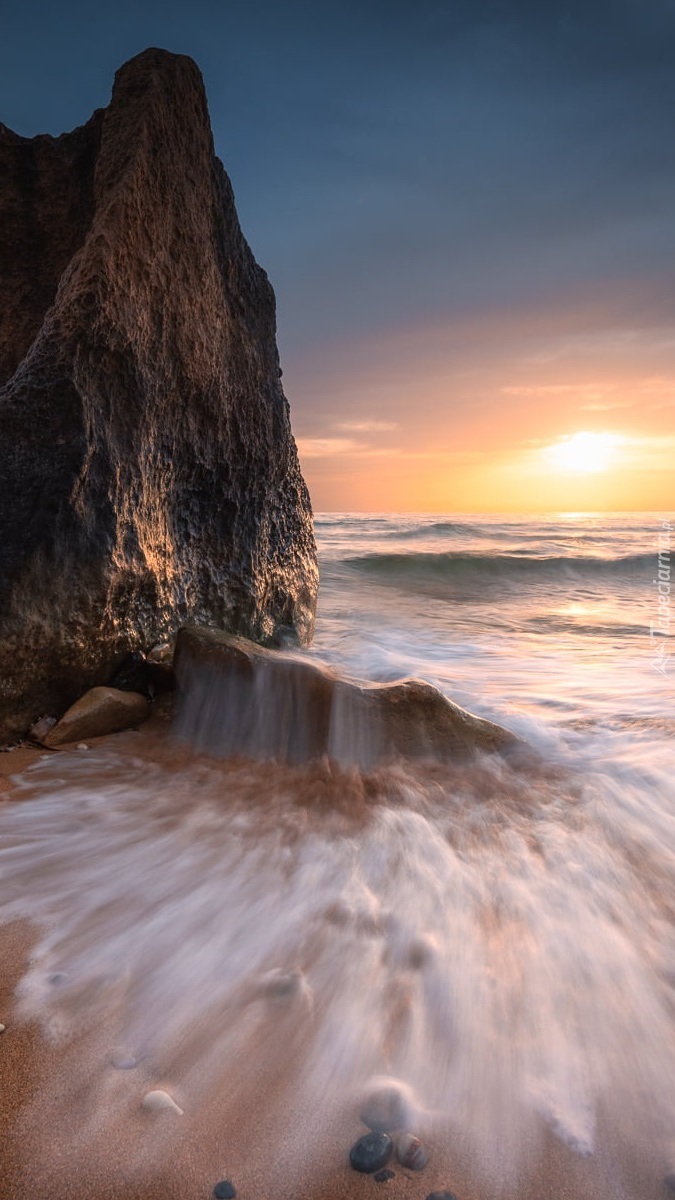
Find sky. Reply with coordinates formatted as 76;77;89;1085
2;0;675;511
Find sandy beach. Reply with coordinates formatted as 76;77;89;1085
1;721;672;1200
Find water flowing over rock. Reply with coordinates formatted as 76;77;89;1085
174;626;518;767
0;48;318;742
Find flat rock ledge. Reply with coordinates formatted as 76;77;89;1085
174;626;518;768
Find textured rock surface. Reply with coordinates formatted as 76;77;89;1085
174;627;518;766
0;48;317;741
42;687;149;746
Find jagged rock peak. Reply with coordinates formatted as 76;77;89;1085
0;48;318;741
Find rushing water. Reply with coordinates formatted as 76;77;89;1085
1;512;673;1195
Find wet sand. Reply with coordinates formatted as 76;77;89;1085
0;726;671;1200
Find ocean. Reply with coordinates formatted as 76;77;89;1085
1;511;674;1196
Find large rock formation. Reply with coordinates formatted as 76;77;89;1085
174;627;518;768
0;48;318;741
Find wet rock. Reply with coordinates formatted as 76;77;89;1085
360;1078;416;1134
110;1051;141;1069
256;967;313;1009
29;715;57;745
0;48;318;743
141;1089;183;1115
175;628;518;768
213;1182;236;1199
405;935;437;971
349;1132;393;1173
374;1168;396;1182
147;643;175;691
43;687;149;746
395;1133;429;1170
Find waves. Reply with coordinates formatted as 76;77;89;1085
340;549;654;587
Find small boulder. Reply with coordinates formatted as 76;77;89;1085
44;688;149;747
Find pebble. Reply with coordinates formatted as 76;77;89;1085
77;743;89;750
0;1023;6;1034
349;1132;393;1174
110;1052;140;1069
395;1132;429;1170
374;1168;396;1182
360;1079;413;1132
141;1089;183;1115
213;1182;236;1199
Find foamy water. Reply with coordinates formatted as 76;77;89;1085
1;512;673;1193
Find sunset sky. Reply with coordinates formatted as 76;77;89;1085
3;0;674;511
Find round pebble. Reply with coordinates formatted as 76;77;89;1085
0;1023;6;1034
213;1182;236;1199
374;1168;396;1183
395;1132;429;1170
141;1089;183;1115
110;1052;140;1069
77;743;89;751
360;1082;411;1132
349;1132;393;1173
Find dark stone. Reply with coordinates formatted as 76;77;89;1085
174;628;518;767
360;1083;411;1134
213;1182;236;1200
374;1169;396;1183
0;48;318;742
109;652;151;697
426;1192;459;1200
349;1132;393;1174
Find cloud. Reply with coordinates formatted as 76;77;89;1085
295;438;358;458
334;420;398;432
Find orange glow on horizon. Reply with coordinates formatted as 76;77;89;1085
289;309;675;513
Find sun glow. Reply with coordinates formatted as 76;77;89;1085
543;431;620;473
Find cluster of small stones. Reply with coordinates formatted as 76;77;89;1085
349;1082;458;1196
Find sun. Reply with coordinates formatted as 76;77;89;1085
543;431;620;473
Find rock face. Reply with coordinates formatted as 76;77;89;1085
0;48;318;742
174;627;518;768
